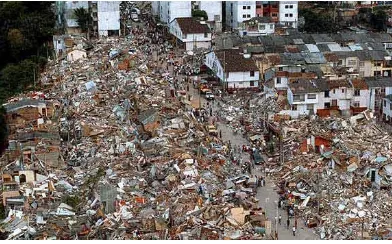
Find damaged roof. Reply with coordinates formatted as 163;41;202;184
289;78;329;94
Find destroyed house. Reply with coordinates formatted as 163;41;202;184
137;109;160;132
204;49;260;92
169;17;212;51
3;99;56;131
364;77;392;114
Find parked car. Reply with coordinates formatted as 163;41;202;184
205;91;215;100
252;150;263;165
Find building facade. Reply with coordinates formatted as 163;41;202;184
159;1;192;25
97;1;120;37
278;1;298;28
225;1;257;30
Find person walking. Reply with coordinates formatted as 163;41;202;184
279;215;282;225
287;218;290;229
292;226;296;236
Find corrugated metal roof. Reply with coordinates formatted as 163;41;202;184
305;44;320;53
328;43;342;52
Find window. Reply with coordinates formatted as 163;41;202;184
374;62;382;67
324;102;331;108
204;33;208;38
250;71;255;77
384;100;387;107
348;60;357;66
289;13;293;17
278;67;283;71
272;13;278;17
382;87;386;94
374;71;381;77
243;6;246;9
250;80;255;86
324;90;330;98
293;94;305;102
390;103;392;110
247;14;251;18
341;89;345;93
307;94;316;99
354;89;360;96
359;61;365;67
277;77;281;84
290;5;293;8
332;99;337;106
338;60;343;65
270;24;274;29
243;14;247;18
247;6;251;9
259;24;266;30
333;89;335;94
354;102;360;108
285;5;289;9
307;104;314;111
285;14;289;17
292;105;297;110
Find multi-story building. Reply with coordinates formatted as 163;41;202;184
96;1;120;37
278;1;298;28
196;1;223;32
225;1;257;30
238;16;275;36
158;1;192;25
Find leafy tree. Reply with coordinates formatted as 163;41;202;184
192;9;208;21
299;8;337;33
371;9;387;31
74;7;90;32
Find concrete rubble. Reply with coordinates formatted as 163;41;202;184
0;22;272;240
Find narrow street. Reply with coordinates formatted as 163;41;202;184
186;84;318;240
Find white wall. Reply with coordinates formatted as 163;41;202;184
98;1;120;36
383;99;392;119
352;89;370;108
152;1;160;16
226;71;260;82
199;1;222;22
239;22;275;36
226;1;256;29
279;1;298;28
274;76;288;89
160;1;192;24
170;20;212;51
369;87;392;110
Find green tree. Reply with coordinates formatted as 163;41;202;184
299;8;337;33
371;9;387;31
74;7;90;32
192;9;208;21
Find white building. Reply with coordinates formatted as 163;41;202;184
383;94;392;121
364;77;392;114
152;1;160;16
97;1;120;36
278;1;298;28
169;17;212;51
67;49;87;62
159;1;192;25
205;49;260;92
239;16;275;36
197;1;223;32
225;1;257;30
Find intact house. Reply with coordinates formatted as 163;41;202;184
365;77;392;116
284;79;328;118
205;49;260;92
169;17;212;51
238;17;275;37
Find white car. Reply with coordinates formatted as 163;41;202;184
205;91;215;100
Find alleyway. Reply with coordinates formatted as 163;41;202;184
186;84;318;240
